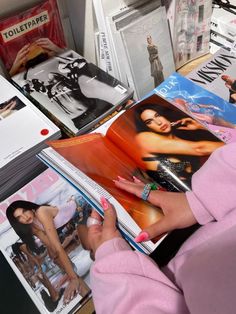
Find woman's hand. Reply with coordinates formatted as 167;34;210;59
9;43;30;76
87;197;121;256
114;177;197;242
176;117;204;131
34;38;62;56
64;277;80;304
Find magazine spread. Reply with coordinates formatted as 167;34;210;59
119;6;175;99
12;49;133;137
38;93;224;254
155;72;236;144
0;168;93;314
0;0;66;76
186;48;236;103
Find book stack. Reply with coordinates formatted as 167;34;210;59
210;1;236;54
0;75;61;201
93;0;175;99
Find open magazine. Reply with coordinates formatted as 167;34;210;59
0;168;93;314
38;93;224;254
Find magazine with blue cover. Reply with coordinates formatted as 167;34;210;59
155;72;236;143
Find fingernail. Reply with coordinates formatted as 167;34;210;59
133;176;141;182
117;176;126;181
134;231;149;243
100;196;109;210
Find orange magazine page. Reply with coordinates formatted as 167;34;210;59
48;133;163;234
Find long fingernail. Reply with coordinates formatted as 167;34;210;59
134;231;149;243
133;176;141;182
100;196;109;210
117;176;126;181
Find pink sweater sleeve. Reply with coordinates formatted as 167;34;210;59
186;142;236;224
91;238;189;314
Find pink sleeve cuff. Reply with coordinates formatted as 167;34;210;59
95;237;132;261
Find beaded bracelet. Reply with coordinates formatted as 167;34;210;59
141;183;158;201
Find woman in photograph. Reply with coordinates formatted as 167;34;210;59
6;196;91;305
134;103;224;190
146;35;164;87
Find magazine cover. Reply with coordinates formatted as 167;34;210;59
0;0;66;76
0;168;93;314
12;49;133;136
186;48;236;104
172;0;211;69
155;72;236;143
120;6;175;99
106;0;161;99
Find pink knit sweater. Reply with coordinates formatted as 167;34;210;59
91;143;236;314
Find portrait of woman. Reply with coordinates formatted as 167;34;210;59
6;195;91;306
146;35;164;87
134;103;224;191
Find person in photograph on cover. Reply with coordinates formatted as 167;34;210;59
88;142;236;314
134;103;223;190
6;195;91;305
11;241;64;312
221;74;236;104
173;97;236;129
9;38;63;76
146;35;164;87
0;96;25;120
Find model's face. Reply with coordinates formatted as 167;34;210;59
147;36;152;44
141;109;171;133
13;208;34;224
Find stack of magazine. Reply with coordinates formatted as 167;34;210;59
93;0;175;99
12;49;133;137
0;167;93;314
0;75;60;201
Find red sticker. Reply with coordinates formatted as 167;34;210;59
41;129;49;136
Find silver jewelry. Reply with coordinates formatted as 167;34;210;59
87;216;102;227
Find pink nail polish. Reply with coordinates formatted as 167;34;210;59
117;176;126;181
100;196;109;210
134;231;149;243
133;176;141;182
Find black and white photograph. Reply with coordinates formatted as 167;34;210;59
12;49;133;136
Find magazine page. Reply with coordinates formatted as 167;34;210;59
186;48;236;103
0;168;93;314
155;72;236;144
12;49;133;137
39;134;165;254
0;0;66;76
106;0;162;99
0;75;60;169
120;6;175;99
172;0;211;69
106;93;224;191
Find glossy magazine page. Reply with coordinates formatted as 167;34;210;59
0;168;92;314
156;72;236;144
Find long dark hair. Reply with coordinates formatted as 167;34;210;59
6;201;40;254
134;103;220;142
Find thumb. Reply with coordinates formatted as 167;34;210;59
100;197;117;231
135;216;176;242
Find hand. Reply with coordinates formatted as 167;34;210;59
87;197;121;256
9;44;30;76
176;117;204;131
34;38;62;56
64;277;89;304
114;177;197;242
0;101;16;118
